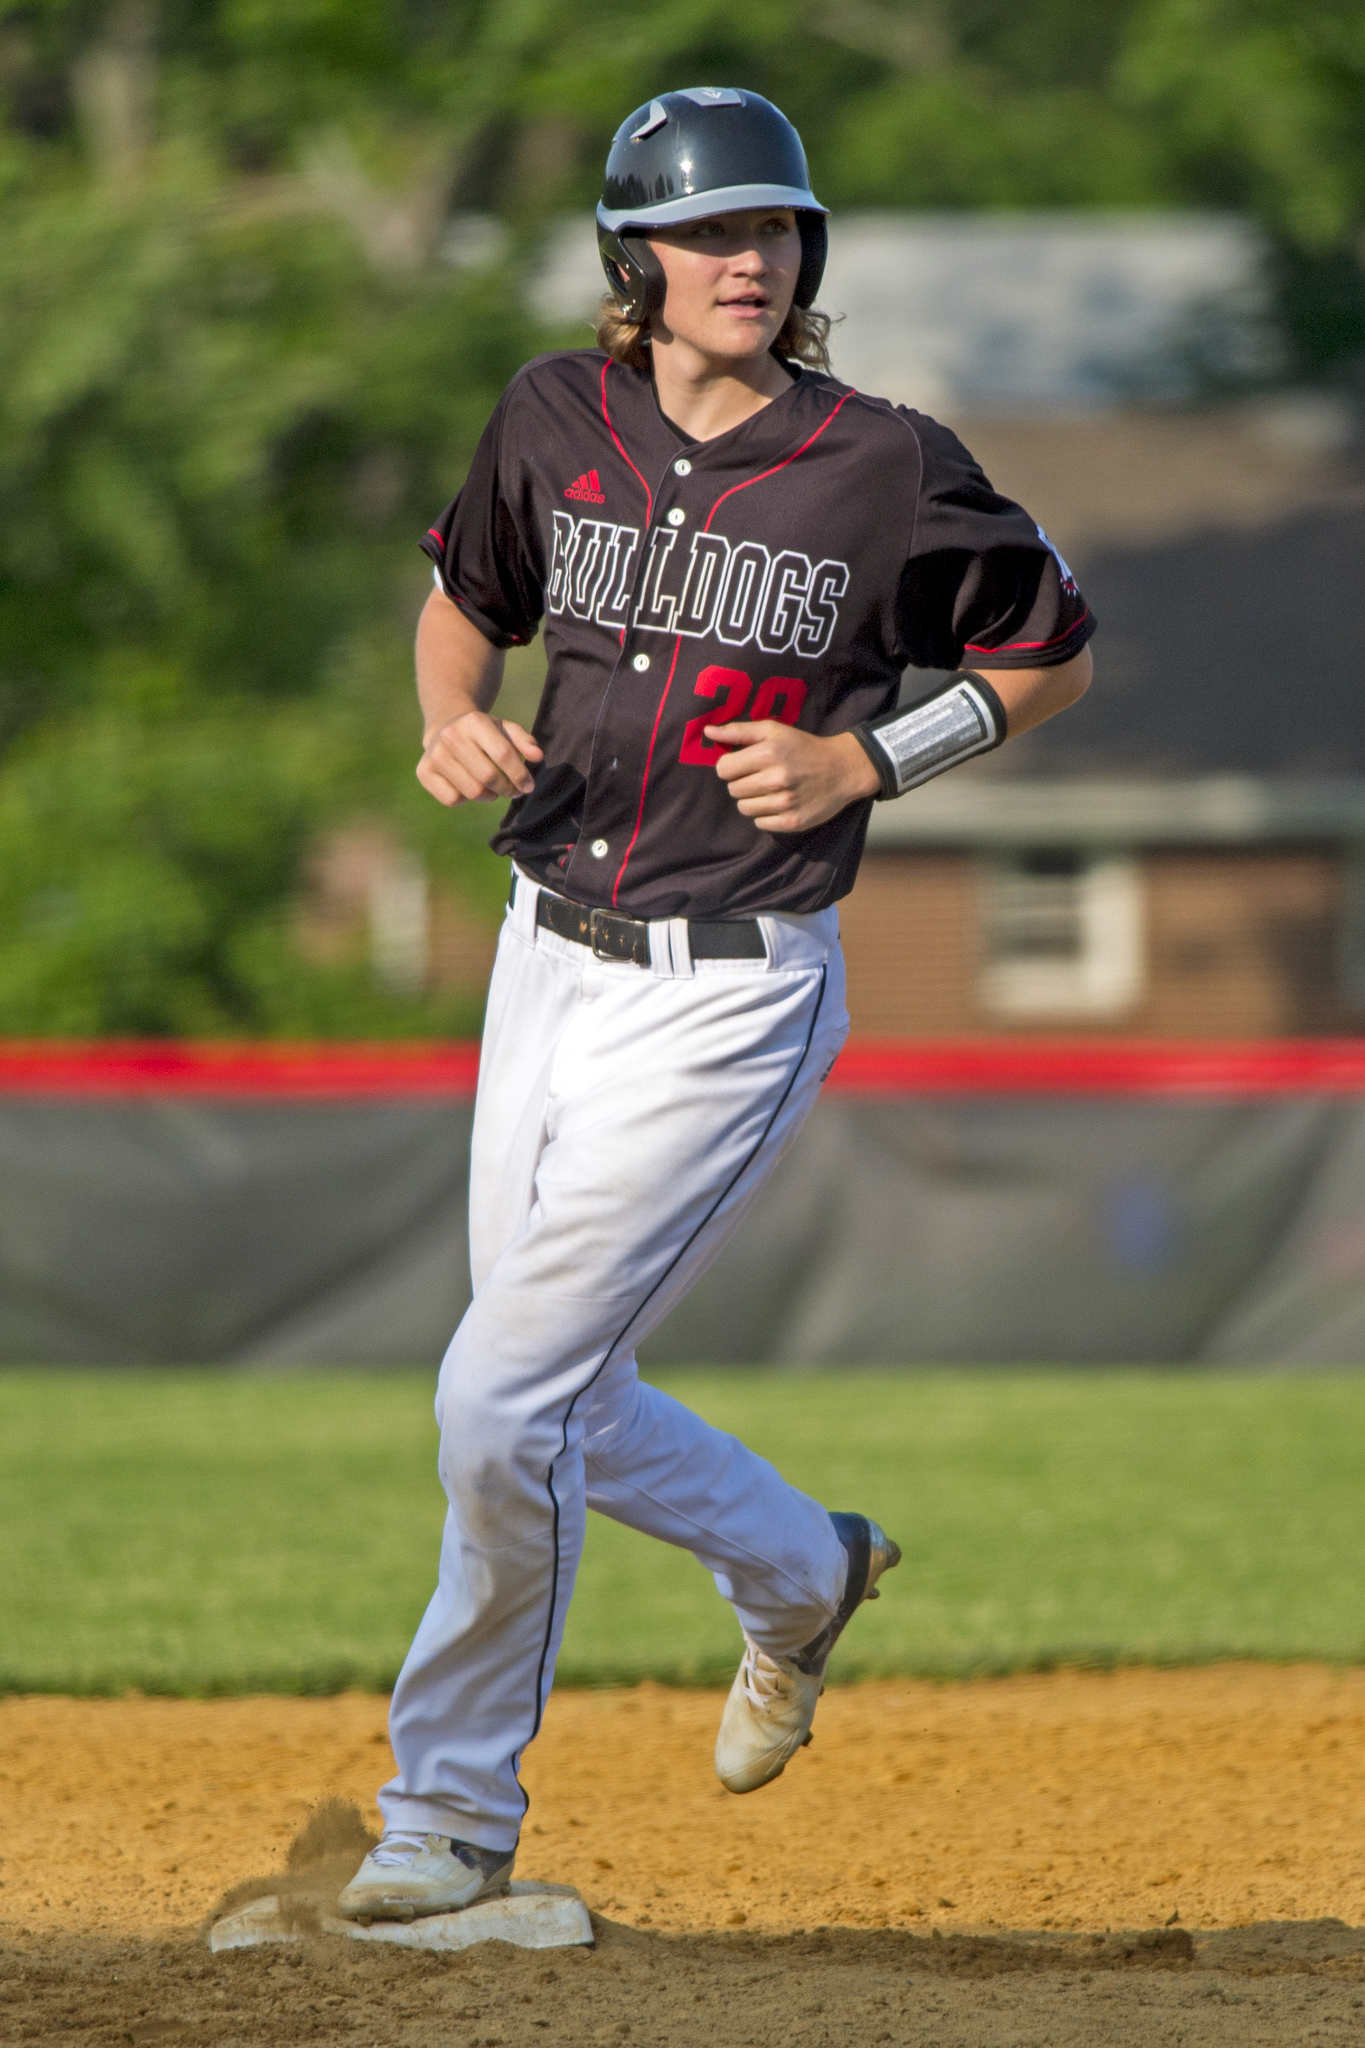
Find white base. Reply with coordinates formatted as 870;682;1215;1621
208;1880;594;1954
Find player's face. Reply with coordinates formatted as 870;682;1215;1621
646;208;801;367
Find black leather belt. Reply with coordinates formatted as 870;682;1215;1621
510;874;765;967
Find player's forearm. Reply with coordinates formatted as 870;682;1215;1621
416;589;506;744
852;646;1092;802
973;645;1092;738
414;589;542;806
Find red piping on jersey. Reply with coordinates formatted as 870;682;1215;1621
610;636;684;905
964;609;1092;657
601;361;653;522
611;389;856;905
699;390;855;535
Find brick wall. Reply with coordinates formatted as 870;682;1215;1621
317;834;1362;1040
1140;849;1350;1037
838;857;977;1035
844;846;1362;1037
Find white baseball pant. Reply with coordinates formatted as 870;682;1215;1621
379;868;851;1850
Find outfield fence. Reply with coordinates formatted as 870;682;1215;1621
2;1039;1364;1366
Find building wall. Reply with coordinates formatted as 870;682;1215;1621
844;846;1360;1038
1141;850;1348;1037
309;831;1362;1042
839;857;978;1035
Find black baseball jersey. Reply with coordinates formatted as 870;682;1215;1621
422;349;1095;919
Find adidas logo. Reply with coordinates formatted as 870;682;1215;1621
564;468;606;503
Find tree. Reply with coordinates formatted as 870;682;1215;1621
1117;0;1365;378
0;1;540;1033
2;0;1359;1033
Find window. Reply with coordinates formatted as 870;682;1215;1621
979;849;1143;1018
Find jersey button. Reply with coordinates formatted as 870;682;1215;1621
673;457;692;476
632;652;651;671
666;507;686;526
590;837;609;858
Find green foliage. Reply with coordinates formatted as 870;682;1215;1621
0;20;542;1033
0;699;488;1033
1118;1;1365;249
823;75;1176;212
1116;1;1365;376
0;1366;1361;1694
1;0;1360;1034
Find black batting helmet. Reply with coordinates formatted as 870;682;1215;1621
595;87;828;325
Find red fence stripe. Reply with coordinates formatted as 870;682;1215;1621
830;1039;1365;1095
0;1042;483;1097
3;1039;1365;1098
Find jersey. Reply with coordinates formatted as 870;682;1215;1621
421;348;1095;920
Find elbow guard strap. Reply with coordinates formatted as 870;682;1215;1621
852;671;1008;800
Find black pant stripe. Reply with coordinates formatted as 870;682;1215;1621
515;962;832;1812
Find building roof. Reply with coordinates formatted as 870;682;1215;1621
533;210;1280;410
819;212;1279;411
929;407;1365;783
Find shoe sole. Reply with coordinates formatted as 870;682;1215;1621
797;1513;901;1675
862;1525;902;1605
340;1881;511;1925
796;1522;901;1754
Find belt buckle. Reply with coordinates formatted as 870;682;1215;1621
589;907;648;966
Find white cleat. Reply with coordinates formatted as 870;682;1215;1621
336;1832;516;1922
715;1512;901;1795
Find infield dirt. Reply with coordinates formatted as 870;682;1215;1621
3;1667;1363;2045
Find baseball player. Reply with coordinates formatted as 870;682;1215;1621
339;86;1094;1922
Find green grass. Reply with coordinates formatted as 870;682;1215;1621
1;1368;1362;1695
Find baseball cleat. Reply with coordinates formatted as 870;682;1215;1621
336;1832;515;1922
714;1511;901;1795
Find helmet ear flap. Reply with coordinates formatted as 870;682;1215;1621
795;213;828;309
597;228;666;325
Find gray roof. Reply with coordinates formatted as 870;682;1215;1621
927;408;1365;783
532;210;1280;409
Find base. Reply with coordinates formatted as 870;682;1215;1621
208;1880;594;1955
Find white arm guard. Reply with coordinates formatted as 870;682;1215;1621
852;671;1008;800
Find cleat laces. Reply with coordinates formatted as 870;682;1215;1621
739;1643;797;1712
368;1831;436;1867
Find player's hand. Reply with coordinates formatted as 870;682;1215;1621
705;722;882;833
417;710;543;807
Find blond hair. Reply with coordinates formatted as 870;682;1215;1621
594;295;833;375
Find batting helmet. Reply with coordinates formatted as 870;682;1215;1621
596;87;828;325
